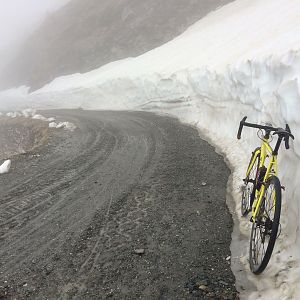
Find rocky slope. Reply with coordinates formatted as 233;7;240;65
0;0;232;91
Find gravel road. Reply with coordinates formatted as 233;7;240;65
0;110;238;299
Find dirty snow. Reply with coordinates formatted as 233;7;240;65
0;108;76;130
0;159;11;174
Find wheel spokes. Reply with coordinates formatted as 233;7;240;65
250;180;279;271
253;223;266;267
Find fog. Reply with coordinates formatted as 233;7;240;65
0;0;70;74
0;0;70;51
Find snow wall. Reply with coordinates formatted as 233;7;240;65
1;0;300;299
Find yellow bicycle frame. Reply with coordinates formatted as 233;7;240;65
245;137;277;219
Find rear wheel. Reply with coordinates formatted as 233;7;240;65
241;148;260;216
249;176;281;274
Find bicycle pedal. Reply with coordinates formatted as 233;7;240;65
250;216;253;223
281;185;286;191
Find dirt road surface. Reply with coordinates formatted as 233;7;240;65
0;110;238;299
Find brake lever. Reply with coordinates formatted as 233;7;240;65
273;126;294;149
285;124;295;139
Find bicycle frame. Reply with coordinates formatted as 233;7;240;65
245;137;278;219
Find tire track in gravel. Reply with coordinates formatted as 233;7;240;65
0;126;116;241
0;110;239;299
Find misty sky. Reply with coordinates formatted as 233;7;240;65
0;0;70;51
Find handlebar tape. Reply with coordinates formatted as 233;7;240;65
285;137;290;149
285;124;291;149
237;116;247;139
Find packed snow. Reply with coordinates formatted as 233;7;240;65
0;108;76;130
0;159;11;174
0;0;299;299
48;121;76;131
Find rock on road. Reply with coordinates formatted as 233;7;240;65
0;110;238;299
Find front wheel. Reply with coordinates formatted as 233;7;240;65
249;176;282;274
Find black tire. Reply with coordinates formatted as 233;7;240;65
249;176;282;274
241;148;260;216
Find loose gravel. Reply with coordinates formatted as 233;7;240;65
0;110;238;299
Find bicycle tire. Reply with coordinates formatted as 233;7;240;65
249;176;282;274
241;147;260;216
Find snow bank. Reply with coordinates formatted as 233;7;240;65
0;0;299;298
0;159;11;174
0;108;76;131
49;121;76;131
2;108;54;121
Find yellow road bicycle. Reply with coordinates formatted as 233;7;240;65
237;116;294;274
